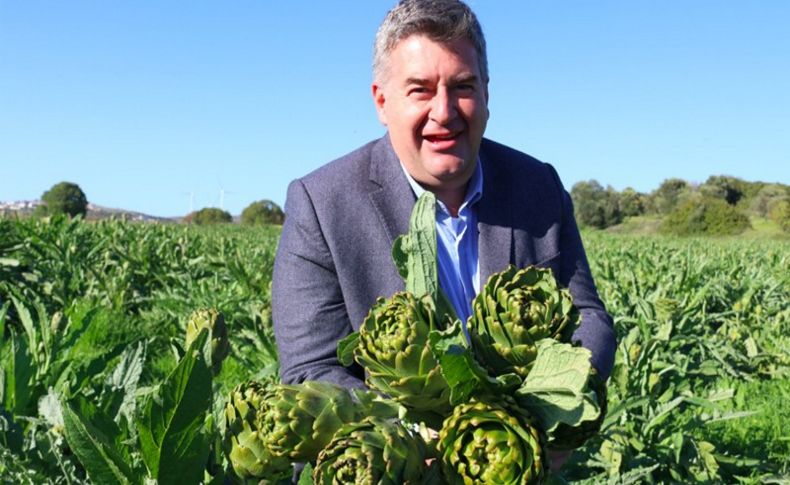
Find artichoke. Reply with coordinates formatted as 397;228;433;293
468;265;579;379
185;308;230;374
354;292;451;427
264;381;377;462
438;400;545;484
550;369;608;450
224;381;291;483
313;417;434;485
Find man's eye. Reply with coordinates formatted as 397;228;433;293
408;87;429;96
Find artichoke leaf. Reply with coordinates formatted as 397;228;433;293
392;192;458;324
429;321;520;405
336;331;359;367
515;339;601;433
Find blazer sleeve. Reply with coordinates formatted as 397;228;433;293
272;179;366;389
551;168;617;380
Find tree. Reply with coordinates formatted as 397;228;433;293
241;199;284;225
38;182;88;217
185;207;232;225
650;178;691;215
618;187;646;218
699;175;746;206
750;184;789;217
570;180;622;229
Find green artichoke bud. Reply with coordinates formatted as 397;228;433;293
469;265;579;379
354;292;451;427
438;400;545;484
313;417;434;485
186;308;230;374
550;369;608;450
224;381;291;482
264;381;379;462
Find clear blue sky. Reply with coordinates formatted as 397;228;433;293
2;1;789;217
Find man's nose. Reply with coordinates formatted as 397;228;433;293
429;89;456;124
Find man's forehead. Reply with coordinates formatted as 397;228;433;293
386;35;482;78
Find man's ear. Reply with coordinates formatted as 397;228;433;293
372;82;388;126
484;81;490;120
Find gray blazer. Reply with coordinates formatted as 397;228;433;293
272;136;616;389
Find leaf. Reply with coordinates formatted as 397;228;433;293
392;192;437;297
515;339;599;432
336;332;359;367
298;463;315;485
105;342;146;421
3;335;33;415
429;321;519;404
61;400;137;484
137;329;212;484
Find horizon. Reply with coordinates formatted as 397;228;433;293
2;1;789;218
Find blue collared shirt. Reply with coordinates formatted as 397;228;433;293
400;160;483;326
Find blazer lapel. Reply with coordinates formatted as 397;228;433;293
368;136;416;246
477;144;515;283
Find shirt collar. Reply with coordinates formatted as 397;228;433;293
399;158;484;216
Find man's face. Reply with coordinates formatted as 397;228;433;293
373;35;489;193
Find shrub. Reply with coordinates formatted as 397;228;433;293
768;199;790;232
241;200;284;225
660;195;750;236
185;207;233;225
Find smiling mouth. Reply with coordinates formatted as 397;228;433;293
423;133;459;144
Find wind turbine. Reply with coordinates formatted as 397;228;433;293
218;184;234;211
181;191;195;213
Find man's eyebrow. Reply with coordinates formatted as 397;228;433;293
452;74;480;84
403;74;480;86
404;77;432;86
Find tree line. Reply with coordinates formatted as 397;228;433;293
570;176;790;235
23;181;285;226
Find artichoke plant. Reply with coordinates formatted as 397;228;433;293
354;292;451;427
468;265;579;380
224;381;291;483
550;369;608;450
313;417;435;485
264;381;376;461
185;308;229;374
438;400;545;484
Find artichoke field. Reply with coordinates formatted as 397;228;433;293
1;210;788;483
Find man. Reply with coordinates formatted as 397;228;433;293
273;0;615;405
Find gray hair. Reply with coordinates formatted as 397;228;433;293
373;0;488;83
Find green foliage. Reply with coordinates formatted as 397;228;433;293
661;195;751;236
750;183;789;217
618;187;646;217
651;177;691;215
768;198;790;232
241;199;284;225
38;181;88;218
661;196;751;236
704;378;790;470
700;175;747;206
570;180;624;229
185;207;233;225
1;212;789;483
